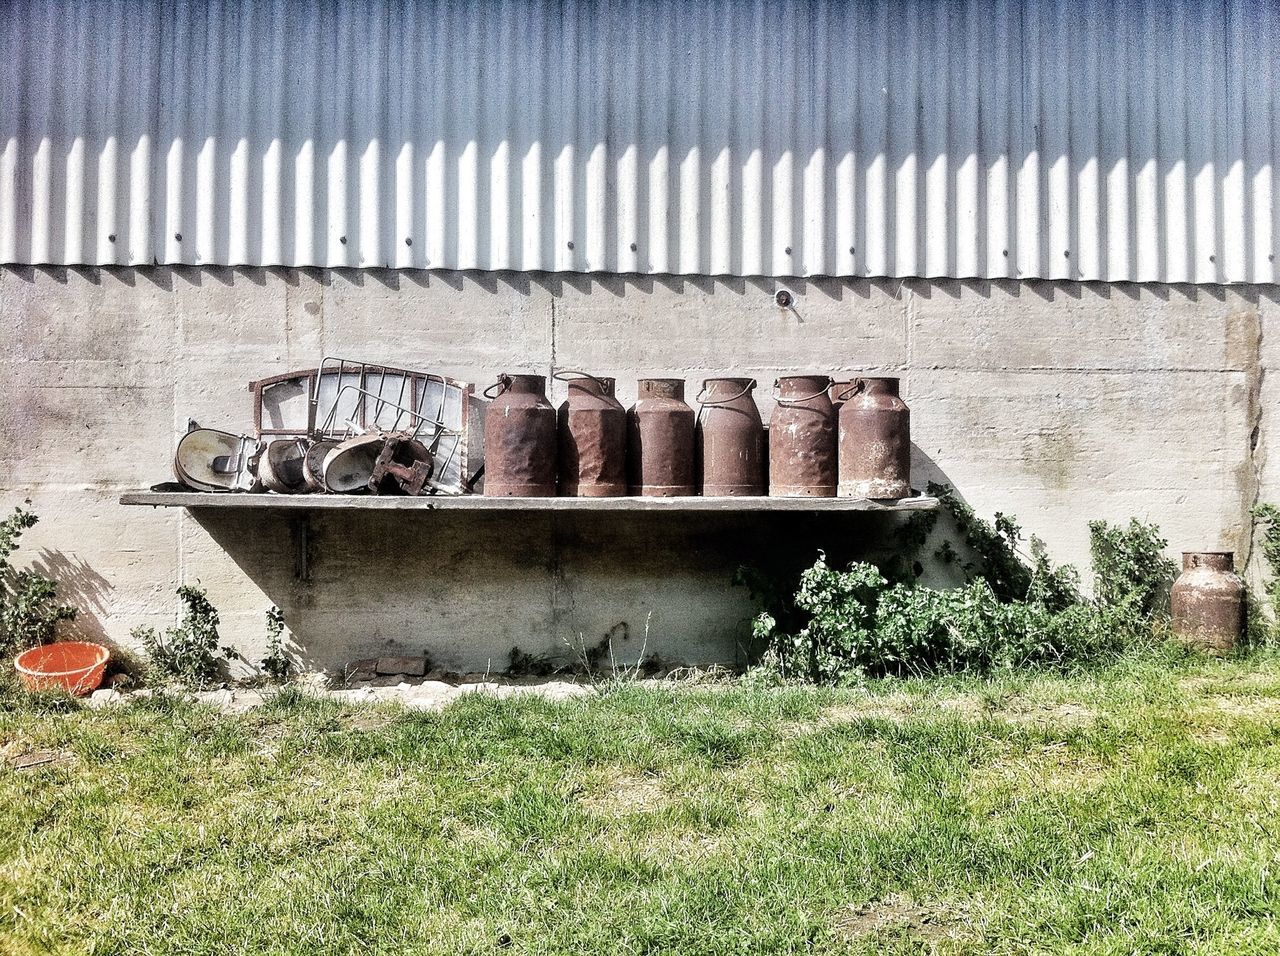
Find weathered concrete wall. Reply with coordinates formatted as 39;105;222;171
2;266;1275;672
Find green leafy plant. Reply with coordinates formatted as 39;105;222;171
1248;504;1280;645
0;505;76;658
755;555;1127;682
260;606;291;683
1088;517;1176;618
750;493;1175;683
930;483;1081;610
132;585;238;689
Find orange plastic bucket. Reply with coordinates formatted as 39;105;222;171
14;642;110;696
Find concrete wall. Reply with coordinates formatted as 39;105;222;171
2;265;1275;673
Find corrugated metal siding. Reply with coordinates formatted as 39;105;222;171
1;0;1275;282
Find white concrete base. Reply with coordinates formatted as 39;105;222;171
86;677;599;714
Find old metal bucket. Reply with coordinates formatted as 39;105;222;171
769;375;836;497
259;438;310;494
1171;552;1245;654
837;377;911;500
556;371;627;497
696;377;766;497
482;373;558;497
628;378;695;497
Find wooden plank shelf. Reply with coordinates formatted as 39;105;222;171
120;491;939;513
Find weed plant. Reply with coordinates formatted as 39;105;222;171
750;484;1177;682
0;505;75;659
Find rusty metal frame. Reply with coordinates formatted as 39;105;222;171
249;358;475;495
248;368;318;436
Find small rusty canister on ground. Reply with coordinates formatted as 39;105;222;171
482;373;558;496
769;375;837;497
837;377;911;499
556;371;627;497
696;377;766;496
628;378;696;496
1171;552;1245;654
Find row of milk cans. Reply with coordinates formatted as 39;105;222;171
482;373;911;499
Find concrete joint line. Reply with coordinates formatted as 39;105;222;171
908;365;1251;375
1242;309;1265;574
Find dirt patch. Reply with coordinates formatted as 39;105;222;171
1186;694;1280;744
998;700;1096;727
833;893;966;945
1;743;74;771
809;695;1095;732
1203;696;1280;720
811;693;922;727
975;741;1109;794
1180;673;1280;696
341;711;396;732
580;773;669;815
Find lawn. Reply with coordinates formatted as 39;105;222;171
2;650;1280;954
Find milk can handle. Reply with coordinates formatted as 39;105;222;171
773;376;834;405
552;369;607;387
482;374;513;399
835;379;867;402
696;378;758;406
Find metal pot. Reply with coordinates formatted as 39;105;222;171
769;375;836;497
1171;552;1245;654
303;439;338;492
628;378;695;496
321;433;385;493
482;373;558;497
259;438;310;494
556;371;627;497
696;377;766;496
837;377;911;499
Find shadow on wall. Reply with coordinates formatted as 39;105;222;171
183;506;952;675
30;549;112;644
13;264;1278;312
177;445;962;675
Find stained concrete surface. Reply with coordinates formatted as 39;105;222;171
3;265;1276;671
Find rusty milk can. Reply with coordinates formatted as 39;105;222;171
556;371;627;497
628;378;695;496
769;375;837;497
482;373;558;496
1171;552;1245;653
837;377;911;499
696;377;766;496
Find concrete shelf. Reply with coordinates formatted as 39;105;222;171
120;490;939;513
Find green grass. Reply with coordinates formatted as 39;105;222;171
3;649;1280;954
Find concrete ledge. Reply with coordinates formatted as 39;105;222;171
119;491;939;513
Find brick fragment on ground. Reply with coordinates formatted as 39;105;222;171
375;656;427;676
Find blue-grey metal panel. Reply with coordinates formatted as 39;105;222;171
1;0;1274;281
